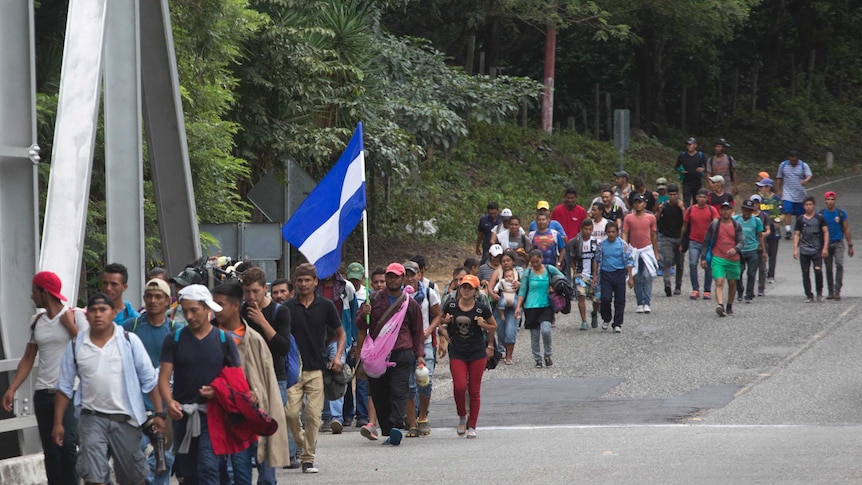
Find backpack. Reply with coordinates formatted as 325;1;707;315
274;303;301;389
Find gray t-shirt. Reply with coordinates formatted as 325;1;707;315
795;213;826;256
777;160;812;203
30;308;89;390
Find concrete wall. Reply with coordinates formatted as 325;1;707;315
0;453;45;484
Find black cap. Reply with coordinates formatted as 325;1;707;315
788;149;799;157
715;138;730;147
742;199;755;210
87;292;114;309
686;137;696;145
170;268;203;287
721;201;733;208
632;193;646;203
697;188;710;196
667;183;679;193
614;170;629;178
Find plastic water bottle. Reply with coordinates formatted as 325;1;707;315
415;363;430;387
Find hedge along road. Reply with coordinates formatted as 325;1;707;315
278;174;862;484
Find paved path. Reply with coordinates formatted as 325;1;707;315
274;175;862;483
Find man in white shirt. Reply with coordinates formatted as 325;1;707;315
53;292;165;485
2;271;88;485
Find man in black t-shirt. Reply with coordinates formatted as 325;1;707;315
656;184;685;296
793;196;829;302
283;263;345;474
159;284;240;485
675;137;706;207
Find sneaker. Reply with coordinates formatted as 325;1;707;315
690;290;699;300
318;422;331;433
643;304;651;313
591;312;599;328
816;294;823;302
826;292;835;300
286;458;301;469
804;297;813;303
302;463;319;474
656;268;663;276
768;278;775;284
360;423;379;441
465;428;477;439
665;285;672;297
580;320;589;331
330;420;343;434
737;294;743;302
703;292;712;300
602;321;610;330
544;355;553;367
757;290;765;297
744;298;752;304
636;305;644;313
835;292;842;301
418;419;431;436
383;428;403;446
726;306;734;316
674;288;681;296
535;360;543;368
716;305;726;317
613;326;622;333
457;421;467;436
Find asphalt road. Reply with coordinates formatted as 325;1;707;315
273;174;862;484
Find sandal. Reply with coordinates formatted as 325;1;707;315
418;419;431;436
456;423;466;436
505;358;514;365
406;427;420;438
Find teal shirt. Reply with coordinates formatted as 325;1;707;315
518;265;563;309
733;214;764;252
113;301;140;324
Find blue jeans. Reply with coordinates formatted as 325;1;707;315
321;341;344;424
633;258;654;305
496;306;517;351
354;379;369;422
173;412;220;485
688;241;712;292
530;321;552;361
222;445;253;485
141;432;175;485
34;389;78;485
737;250;760;300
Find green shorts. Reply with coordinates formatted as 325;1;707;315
711;256;741;280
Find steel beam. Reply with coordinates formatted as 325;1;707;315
0;0;43;455
140;0;201;276
39;0;108;302
104;0;144;306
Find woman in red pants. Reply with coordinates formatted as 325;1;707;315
438;274;497;438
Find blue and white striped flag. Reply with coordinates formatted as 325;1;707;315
282;123;366;279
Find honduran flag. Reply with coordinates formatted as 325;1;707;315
282;123;366;279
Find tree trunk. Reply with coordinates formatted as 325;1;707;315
521;98;529;129
790;53;796;97
540;26;556;134
605;92;612;141
751;65;759;111
581;107;588;134
806;48;816;97
465;33;475;75
732;69;739;114
681;85;687;133
593;83;600;140
478;51;485;76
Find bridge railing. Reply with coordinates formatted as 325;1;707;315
0;359;38;436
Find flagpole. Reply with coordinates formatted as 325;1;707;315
359;123;370;323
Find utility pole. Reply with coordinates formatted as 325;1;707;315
541;24;556;134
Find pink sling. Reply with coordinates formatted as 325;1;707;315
360;285;415;378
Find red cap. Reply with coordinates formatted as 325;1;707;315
32;271;67;301
824;191;837;199
385;263;405;276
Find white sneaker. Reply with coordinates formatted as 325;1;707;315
613;326;622;333
635;305;644;313
643;305;651;314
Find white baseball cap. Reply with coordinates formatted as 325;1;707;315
178;284;223;312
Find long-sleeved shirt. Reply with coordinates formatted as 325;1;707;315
56;326;157;427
